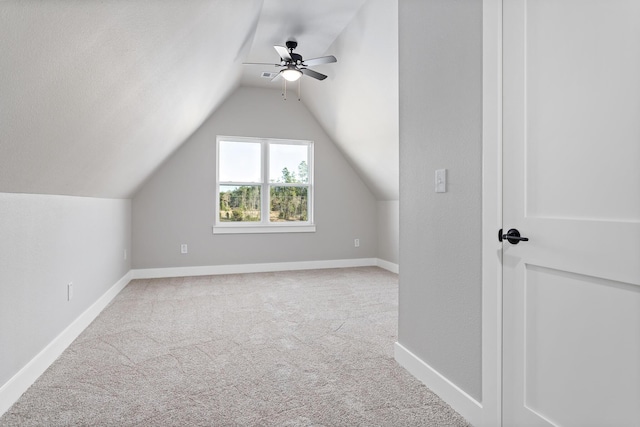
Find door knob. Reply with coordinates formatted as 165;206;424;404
499;228;529;244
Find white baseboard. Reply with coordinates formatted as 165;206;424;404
394;342;483;426
132;258;382;279
0;271;132;417
376;258;399;274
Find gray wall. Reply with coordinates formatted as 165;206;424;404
132;86;378;269
398;0;483;401
377;201;399;265
0;193;131;387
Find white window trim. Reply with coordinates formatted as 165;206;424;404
213;135;315;234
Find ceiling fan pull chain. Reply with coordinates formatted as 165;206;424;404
298;79;301;101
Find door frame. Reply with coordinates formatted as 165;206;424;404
481;0;503;425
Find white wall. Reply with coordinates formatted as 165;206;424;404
132;86;378;269
398;0;483;402
0;193;131;388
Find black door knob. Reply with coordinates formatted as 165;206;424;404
499;228;529;245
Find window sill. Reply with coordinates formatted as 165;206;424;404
213;224;316;234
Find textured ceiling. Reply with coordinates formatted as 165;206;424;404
0;0;398;200
0;0;261;198
240;0;368;89
302;0;399;201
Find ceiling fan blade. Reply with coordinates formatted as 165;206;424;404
271;71;282;81
301;68;327;81
274;45;292;61
242;62;280;66
302;55;337;67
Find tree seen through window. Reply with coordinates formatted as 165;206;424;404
219;162;308;222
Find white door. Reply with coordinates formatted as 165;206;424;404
502;1;640;426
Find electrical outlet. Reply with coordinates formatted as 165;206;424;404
354;238;360;248
67;282;73;301
181;244;188;254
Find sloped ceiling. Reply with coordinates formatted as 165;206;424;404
240;0;368;88
0;0;398;200
242;0;399;201
0;0;261;198
302;0;399;201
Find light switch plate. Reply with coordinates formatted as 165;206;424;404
435;169;447;193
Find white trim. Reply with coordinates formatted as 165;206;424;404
0;271;132;417
394;342;483;426
213;224;316;234
131;258;380;279
376;258;399;274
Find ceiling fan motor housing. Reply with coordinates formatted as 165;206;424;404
284;41;302;64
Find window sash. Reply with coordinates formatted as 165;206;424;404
215;136;314;232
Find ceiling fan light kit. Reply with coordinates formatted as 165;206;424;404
243;40;337;100
281;66;302;82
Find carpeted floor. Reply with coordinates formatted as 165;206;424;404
1;267;471;426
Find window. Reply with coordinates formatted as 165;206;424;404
214;136;314;234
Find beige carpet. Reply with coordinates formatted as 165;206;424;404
1;267;470;426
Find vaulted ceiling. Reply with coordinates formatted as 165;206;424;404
0;0;398;200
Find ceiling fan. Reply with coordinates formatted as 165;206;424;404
244;41;337;82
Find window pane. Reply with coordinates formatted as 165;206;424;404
270;186;308;222
219;141;261;183
219;185;261;222
269;144;308;183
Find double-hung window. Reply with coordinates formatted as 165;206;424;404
214;136;315;234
